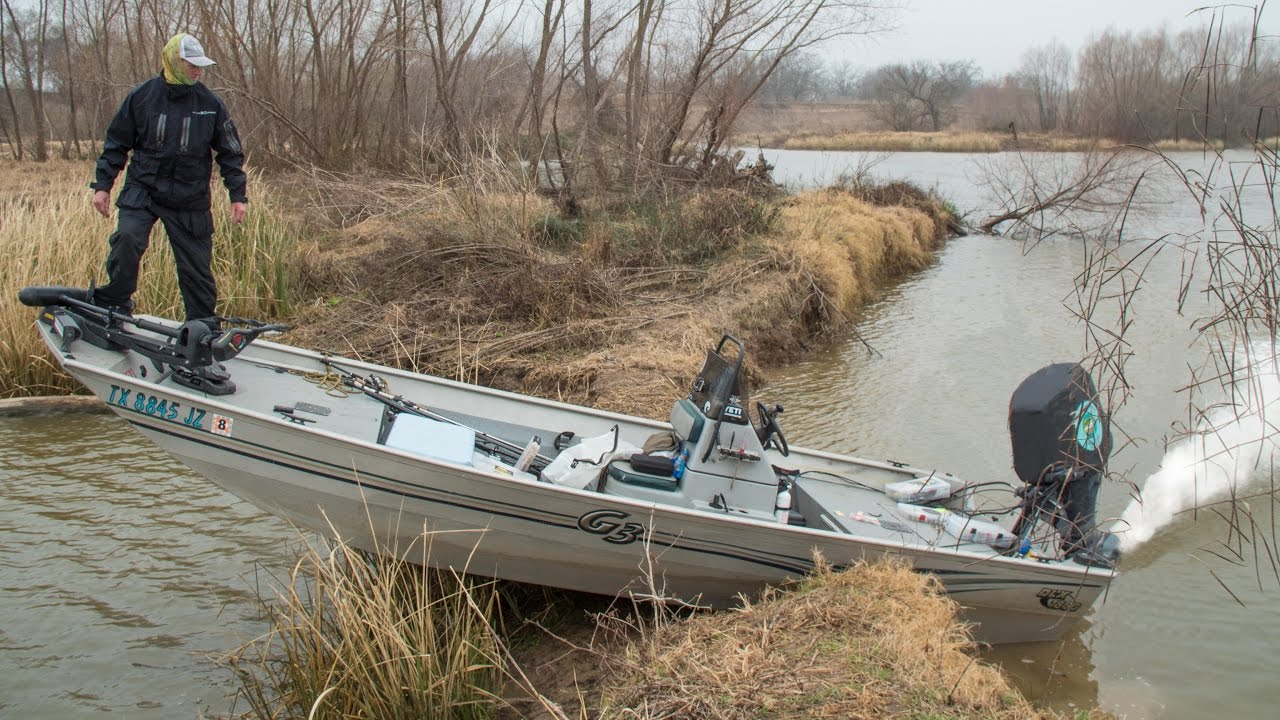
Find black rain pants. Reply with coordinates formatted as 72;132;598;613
95;203;218;324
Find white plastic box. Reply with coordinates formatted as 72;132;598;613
385;415;477;466
884;475;952;504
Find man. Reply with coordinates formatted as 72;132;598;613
89;32;247;333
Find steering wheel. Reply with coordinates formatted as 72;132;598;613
755;401;790;456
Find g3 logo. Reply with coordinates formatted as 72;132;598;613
578;509;646;545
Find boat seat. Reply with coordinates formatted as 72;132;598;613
606;459;679;492
669;398;705;443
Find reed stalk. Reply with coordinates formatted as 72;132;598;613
222;530;508;719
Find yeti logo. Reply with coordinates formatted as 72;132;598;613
1071;400;1103;452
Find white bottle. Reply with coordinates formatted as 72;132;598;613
897;502;948;526
775;486;792;524
884;476;952;503
942;512;1014;549
515;435;541;472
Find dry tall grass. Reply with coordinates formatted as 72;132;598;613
785;131;1005;153
0;160;299;397
280;171;951;420
222;530;516;719
772;189;940;316
592;557;1080;720
780;130;1225;154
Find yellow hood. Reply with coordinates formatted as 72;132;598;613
162;34;194;85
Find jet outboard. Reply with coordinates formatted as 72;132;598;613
1009;363;1121;569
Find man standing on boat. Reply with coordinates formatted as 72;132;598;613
88;32;247;334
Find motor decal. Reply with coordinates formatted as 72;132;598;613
1071;400;1103;451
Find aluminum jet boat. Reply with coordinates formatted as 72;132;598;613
20;286;1120;644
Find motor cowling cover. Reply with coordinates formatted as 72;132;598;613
1010;363;1115;556
1009;363;1111;486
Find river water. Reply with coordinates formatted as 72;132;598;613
758;148;1280;718
0;412;299;718
2;149;1277;718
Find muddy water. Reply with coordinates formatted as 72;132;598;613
758;148;1280;718
0;412;297;718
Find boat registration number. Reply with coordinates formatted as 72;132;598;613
109;384;208;429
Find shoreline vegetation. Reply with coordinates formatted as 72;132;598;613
773;129;1225;153
0;153;1106;719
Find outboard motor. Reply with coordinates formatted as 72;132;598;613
1009;363;1121;569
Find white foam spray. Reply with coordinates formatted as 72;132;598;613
1118;344;1280;552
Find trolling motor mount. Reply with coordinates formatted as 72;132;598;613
21;285;286;396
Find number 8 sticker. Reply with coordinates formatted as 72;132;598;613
210;414;234;437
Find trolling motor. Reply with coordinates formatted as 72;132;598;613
19;285;286;396
1008;363;1121;569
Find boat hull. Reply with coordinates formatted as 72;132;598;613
40;316;1114;645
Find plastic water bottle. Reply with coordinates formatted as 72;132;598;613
775;485;792;524
672;447;690;479
897;502;949;526
515;435;541;472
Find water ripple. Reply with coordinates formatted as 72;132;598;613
1;412;298;719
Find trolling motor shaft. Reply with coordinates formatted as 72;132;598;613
20;285;286;395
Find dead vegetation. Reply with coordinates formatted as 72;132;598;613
497;556;1108;720
283;172;949;419
594;558;1045;720
228;527;1101;720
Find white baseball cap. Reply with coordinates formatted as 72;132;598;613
179;35;216;67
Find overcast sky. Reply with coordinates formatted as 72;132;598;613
843;0;1277;77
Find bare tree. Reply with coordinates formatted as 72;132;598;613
0;2;24;159
866;59;976;131
2;0;52;160
1016;40;1072;132
759;51;826;103
973;146;1152;236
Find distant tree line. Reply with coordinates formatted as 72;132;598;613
757;17;1278;145
0;0;894;188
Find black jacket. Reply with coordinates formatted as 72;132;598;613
91;75;247;211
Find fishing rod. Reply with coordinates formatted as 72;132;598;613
318;357;555;473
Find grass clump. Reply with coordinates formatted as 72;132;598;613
605;187;783;265
0;159;300;397
223;532;512;720
768;187;942;322
591;557;1062;720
